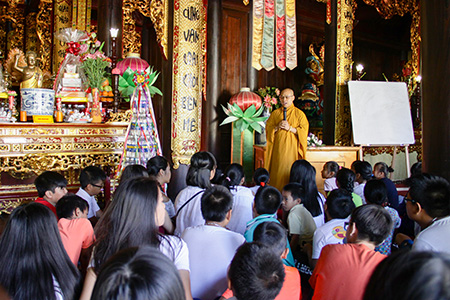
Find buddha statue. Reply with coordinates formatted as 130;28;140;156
13;51;43;89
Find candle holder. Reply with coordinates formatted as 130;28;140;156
110;28;119;69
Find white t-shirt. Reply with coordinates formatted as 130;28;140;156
76;188;100;218
181;225;245;300
312;193;326;229
312;218;348;259
324;177;338;192
413;215;450;254
249;185;260;195
174;186;205;236
353;183;366;204
227;186;254;235
288;203;317;245
159;235;190;271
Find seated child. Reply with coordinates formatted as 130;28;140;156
321;161;339;193
282;183;317;252
56;194;95;266
249;168;270;196
364;180;401;255
406;174;450;253
336;167;363;207
373;162;399;210
221;222;302;300
244;186;295;267
181;185;245;300
220;163;254;235
224;242;285;300
310;204;393;300
34;171;68;218
352;160;373;203
76;166;106;221
310;189;355;266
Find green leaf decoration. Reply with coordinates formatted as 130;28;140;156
249;121;262;133
244;104;256;118
220;116;239;126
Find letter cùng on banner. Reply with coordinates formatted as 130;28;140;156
171;0;207;169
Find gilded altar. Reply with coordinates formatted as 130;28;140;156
0;122;127;213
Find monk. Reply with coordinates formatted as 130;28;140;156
265;88;309;191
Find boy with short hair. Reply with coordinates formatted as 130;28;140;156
244;186;295;266
406;174;450;253
310;189;355;266
310;204;393;300
34;171;68;218
282;183;317;251
226;242;285;300
221;222;302;300
56;194;95;266
181;185;245;300
76;166;106;220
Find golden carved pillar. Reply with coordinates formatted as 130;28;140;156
53;0;71;74
150;0;169;59
6;2;25;53
36;0;53;74
25;12;39;53
171;0;207;168
0;6;7;54
122;0;142;56
122;0;169;58
334;0;356;145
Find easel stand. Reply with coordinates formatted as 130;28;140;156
359;144;411;179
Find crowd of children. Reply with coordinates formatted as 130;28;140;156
0;152;449;300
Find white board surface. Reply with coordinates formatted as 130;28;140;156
348;81;415;146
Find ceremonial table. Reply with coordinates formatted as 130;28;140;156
0;122;128;213
254;145;361;194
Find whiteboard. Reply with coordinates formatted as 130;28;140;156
348;81;415;146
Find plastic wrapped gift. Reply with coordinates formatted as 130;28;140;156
53;28;90;101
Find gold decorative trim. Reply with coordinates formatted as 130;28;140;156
25;12;39;53
6;5;25;53
106;110;132;123
150;0;169;59
123;0;169;58
36;0;53;74
361;0;420;82
334;0;356;146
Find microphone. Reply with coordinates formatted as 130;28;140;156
283;107;287;121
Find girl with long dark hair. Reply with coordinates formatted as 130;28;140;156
0;203;81;300
174;151;217;236
289;159;326;228
80;177;192;300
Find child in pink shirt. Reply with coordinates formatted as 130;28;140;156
56;194;95;267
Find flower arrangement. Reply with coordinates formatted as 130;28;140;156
307;132;324;147
79;33;111;90
256;86;281;112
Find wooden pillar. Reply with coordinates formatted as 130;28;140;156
247;6;257;91
97;0;123;60
421;0;450;180
323;0;337;145
204;0;222;156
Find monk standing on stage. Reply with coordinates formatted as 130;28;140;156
265;88;309;191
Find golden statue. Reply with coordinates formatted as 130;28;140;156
13;51;43;89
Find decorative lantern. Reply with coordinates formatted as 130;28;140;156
116;53;150;75
229;87;262;111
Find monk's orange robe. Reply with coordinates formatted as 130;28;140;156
265;105;309;191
